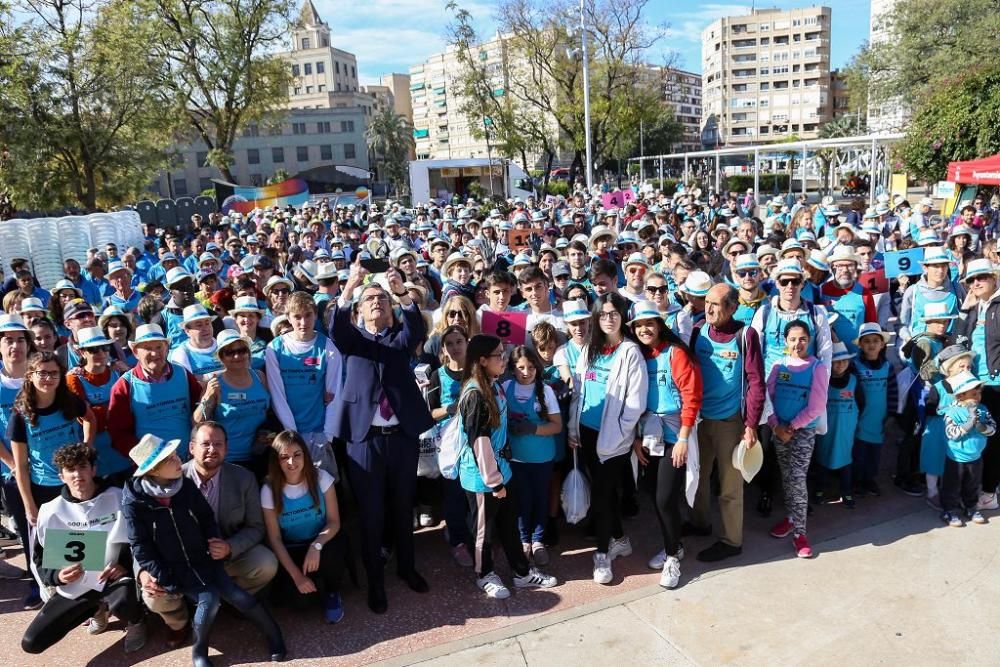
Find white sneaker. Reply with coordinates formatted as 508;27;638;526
593;552;613;585
659;556;681;589
477;572;510;599
87;603;109;635
976;492;999;511
513;567;558;589
647;549;667;570
608;536;633;561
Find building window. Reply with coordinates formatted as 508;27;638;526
296;146;309;162
174;178;188;195
243;123;259;138
196;151;208;168
293;86;301;95
302;37;310;49
336;82;341;91
344;143;356;159
340;120;354;133
292;64;300;77
351;66;356;78
304;63;312;75
320;145;332;160
321;36;328;46
247;148;260;164
335;61;340;74
306;86;313;93
317;121;330;133
316;62;325;74
199;177;212;192
318;84;325;92
272;147;284;163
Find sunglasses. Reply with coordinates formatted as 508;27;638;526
83;344;112;354
270;288;291;296
645;285;669;295
221;347;249;358
778;278;803;287
447;310;467;319
969;274;994;283
736;270;759;278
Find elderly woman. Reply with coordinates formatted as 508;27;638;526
227;296;270;372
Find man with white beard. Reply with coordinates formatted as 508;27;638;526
819;246;877;356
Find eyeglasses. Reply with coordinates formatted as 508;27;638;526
598;311;621;321
778;278;803;287
645;285;669;295
736;270;759;278
447;310;467;319
34;370;60;380
221;347;249;358
362;293;390;304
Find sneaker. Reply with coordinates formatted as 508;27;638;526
513;567;557;589
659;556;681;589
87;603;110;635
793;534;813;558
647;549;667;570
608;536;632;561
531;542;550;566
975;492;999;511
123;620;148;653
968;510;988;525
894;477;923;497
324;591;345;623
865;479;882;497
22;591;42;611
926;494;943;512
477;572;511;599
592;552;613;585
842;495;855;510
696;541;742;562
0;556;25;580
451;543;473;568
418;512;435;528
770;517;795;539
941;511;964;527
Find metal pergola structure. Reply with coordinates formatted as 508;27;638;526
631;133;905;202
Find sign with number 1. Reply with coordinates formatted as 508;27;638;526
42;529;107;571
481;310;528;345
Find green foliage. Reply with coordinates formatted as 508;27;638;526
543;181;570;197
267;169;292;184
725;174;790;194
895;68;1000;181
0;0;174;212
366;106;414;198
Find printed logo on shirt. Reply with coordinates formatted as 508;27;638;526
778;371;791;381
840;390;854;399
584;370;597;381
303;356;320;366
227;392;247;401
718;350;739;360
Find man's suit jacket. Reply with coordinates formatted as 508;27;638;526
329;300;435;443
181;461;265;560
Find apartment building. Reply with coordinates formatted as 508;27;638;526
640;66;703;152
867;0;908;134
701;6;834;147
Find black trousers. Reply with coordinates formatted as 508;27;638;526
465;489;529;579
22;577;142;654
346;430;418;591
942;457;983;513
271;535;345;609
980;387;1000;493
641;448;685;556
579;427;629;554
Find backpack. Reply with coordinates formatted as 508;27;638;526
437;417;465;480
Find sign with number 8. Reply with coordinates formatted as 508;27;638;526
481;310;528;345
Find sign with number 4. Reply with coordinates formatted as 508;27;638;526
42;529;107;571
481;310;528;345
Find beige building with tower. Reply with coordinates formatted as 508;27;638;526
701;6;834;147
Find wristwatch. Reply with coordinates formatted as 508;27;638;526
312;541;323;552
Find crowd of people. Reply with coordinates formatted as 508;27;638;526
0;182;997;665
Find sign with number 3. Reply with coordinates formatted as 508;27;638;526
481;310;528;345
42;529;107;571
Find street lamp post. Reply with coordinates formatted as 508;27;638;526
579;0;593;193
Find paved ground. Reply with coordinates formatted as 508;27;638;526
1;470;996;666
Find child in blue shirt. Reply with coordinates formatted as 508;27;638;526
940;371;997;527
852;324;898;498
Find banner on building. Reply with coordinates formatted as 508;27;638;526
214;178;310;214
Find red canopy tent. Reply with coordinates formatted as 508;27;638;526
946;154;1000;185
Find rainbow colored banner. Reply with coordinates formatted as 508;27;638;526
216;178;310;214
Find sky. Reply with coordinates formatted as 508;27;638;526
311;0;875;86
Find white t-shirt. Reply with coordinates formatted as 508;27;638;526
260;468;335;510
501;379;559;416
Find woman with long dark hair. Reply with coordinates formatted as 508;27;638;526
457;334;557;599
629;301;703;589
568;293;647;586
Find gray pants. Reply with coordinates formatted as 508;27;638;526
774;427;816;537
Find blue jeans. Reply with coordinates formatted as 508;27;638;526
183;571;258;629
510;461;553;544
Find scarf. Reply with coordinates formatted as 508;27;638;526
140;476;183;500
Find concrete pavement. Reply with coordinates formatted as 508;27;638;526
395;505;1000;667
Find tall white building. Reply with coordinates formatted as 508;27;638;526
701;6;834;147
867;0;908;134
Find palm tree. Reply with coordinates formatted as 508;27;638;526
816;114;865;195
366;108;415;199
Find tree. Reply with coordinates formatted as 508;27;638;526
129;0;295;183
366;107;414;199
895;68;1000;182
0;0;173;212
267;168;291;184
815;113;866;195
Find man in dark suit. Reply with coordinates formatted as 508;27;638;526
331;262;434;614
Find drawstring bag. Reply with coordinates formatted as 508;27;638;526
437;415;466;480
561;449;590;524
417;423;442;479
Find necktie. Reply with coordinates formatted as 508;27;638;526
379;391;393;420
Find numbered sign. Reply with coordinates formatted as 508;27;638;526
883;248;925;278
600;189;636;209
42;529;107;571
507;227;544;253
858;269;889;294
482;310;528;345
